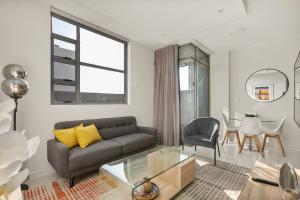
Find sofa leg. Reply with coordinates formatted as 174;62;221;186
69;177;75;188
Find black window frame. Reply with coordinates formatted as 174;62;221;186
50;12;128;105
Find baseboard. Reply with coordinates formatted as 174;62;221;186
29;168;56;180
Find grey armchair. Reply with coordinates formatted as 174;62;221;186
181;117;220;165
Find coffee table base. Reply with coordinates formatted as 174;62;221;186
102;157;195;200
151;157;195;200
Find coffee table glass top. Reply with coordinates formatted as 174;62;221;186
99;146;194;188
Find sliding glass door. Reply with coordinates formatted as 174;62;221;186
179;44;210;129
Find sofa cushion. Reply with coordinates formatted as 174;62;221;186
54;116;138;140
111;133;155;154
100;125;138;140
69;140;122;171
55;116;137;130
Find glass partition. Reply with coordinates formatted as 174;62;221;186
179;44;210;130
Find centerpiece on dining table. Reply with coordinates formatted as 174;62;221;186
245;113;258;118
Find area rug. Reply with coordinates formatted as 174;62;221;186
23;156;250;200
173;157;251;200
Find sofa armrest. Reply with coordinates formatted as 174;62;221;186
47;139;70;178
138;126;160;144
138;126;157;135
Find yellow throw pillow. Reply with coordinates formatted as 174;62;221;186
76;124;102;148
54;124;83;149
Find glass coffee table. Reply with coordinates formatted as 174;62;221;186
99;146;195;200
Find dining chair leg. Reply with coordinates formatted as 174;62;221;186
235;131;241;148
253;135;264;158
239;136;247;154
261;134;268;153
222;131;228;146
275;135;286;157
226;133;229;143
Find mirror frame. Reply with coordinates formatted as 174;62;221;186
294;52;300;127
245;68;289;102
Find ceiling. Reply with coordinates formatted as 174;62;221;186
47;0;300;53
195;0;300;52
71;0;247;51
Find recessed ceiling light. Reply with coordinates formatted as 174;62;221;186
229;27;246;36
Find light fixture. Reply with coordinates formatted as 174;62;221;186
1;64;29;130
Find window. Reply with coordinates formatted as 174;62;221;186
51;13;128;104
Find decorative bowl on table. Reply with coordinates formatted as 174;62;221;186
133;179;159;200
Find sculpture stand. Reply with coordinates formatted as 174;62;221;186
12;97;29;191
13;97;18;131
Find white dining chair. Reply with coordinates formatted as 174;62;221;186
238;117;264;157
221;113;241;148
261;116;287;157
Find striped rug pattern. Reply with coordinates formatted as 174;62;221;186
22;173;118;200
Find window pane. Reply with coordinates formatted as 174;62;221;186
53;85;75;103
80;28;125;70
179;66;190;91
54;62;75;81
81;93;124;103
80;66;124;94
54;39;75;60
52;17;76;39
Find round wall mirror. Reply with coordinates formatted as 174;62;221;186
245;69;289;102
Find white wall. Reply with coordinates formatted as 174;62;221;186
210;51;230;137
230;39;300;151
0;0;154;177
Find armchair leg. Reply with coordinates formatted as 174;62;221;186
214;145;216;166
69;177;75;188
216;140;220;157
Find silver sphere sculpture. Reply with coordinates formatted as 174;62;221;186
279;162;300;199
2;64;28;79
1;79;29;98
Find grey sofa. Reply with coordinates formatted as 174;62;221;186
181;117;220;165
47;116;157;187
